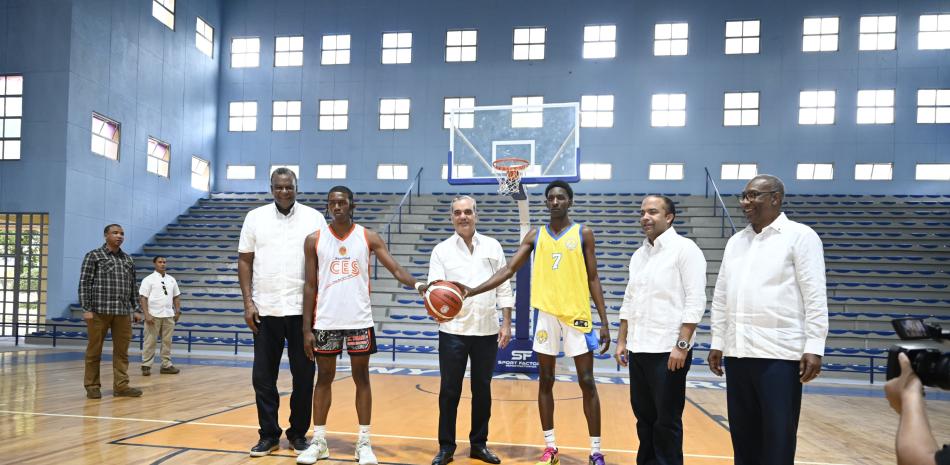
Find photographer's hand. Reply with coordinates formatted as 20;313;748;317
885;352;940;465
885;352;923;415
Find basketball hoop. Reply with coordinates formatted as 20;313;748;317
492;157;529;195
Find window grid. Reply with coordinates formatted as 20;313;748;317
723;91;760;126
446;29;477;62
725;20;760;54
918;14;950;50
321;34;351;65
319;99;349;131
377;164;408;180
152;0;174;30
0;75;23;160
915;163;950;181
859;15;897;51
196;17;214;57
857;89;895;125
803;17;839;52
799;90;836;125
91;113;120;161
191;156;210;191
382;32;412;64
275;36;303;67
146;137;170;178
797;163;834;180
721;163;758;180
231;37;260;68
227;165;256;180
580;95;614;128
916;89;950;124
855;163;893;180
513;27;546;60
379;98;410;130
444;97;476;129
649;163;685;180
317;164;347;179
583;25;616;59
511;96;544;128
229;101;258;132
580;163;613;180
441;164;474;179
0;213;49;338
651;93;686;127
654;23;688;56
272;100;301;131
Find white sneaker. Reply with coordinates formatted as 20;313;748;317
355;438;378;465
296;438;329;464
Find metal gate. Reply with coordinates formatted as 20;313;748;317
0;213;49;342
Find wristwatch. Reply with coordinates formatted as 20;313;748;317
676;340;690;350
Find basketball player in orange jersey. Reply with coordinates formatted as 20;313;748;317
462;181;611;465
298;185;426;465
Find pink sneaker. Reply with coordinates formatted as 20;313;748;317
589;452;606;465
536;447;559;465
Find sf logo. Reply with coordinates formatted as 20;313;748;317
511;350;533;361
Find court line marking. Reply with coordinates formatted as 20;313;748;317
0;409;852;465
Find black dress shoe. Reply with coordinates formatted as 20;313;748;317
470;445;501;464
431;448;454;465
249;437;279;457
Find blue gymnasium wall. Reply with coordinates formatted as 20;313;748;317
214;0;949;195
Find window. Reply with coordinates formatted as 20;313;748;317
723;91;759;126
272;101;301;131
0;213;49;338
511;96;544;128
231;37;260;68
275;36;303;67
382;32;412;64
649;163;684;180
377;164;408;180
379;98;410;130
269;164;299;179
0;75;23;160
583;25;616;59
799;90;836;125
857;89;895;124
229;101;257;131
917;89;950;123
721;163;757;180
803;17;839;52
191;156;210;191
513;27;545;60
580;163;613;180
654;23;688;56
797;163;834;180
152;0;174;30
916;163;950;180
441;164;474;179
446;29;477;62
855;162;893;180
146;137;170;178
580;95;614;128
319;99;349;131
317;164;347;179
196;17;214;57
651;93;686;127
860;15;897;51
321;34;351;65
91;113;120;160
919;14;950;50
444;97;475;129
226;165;256;180
725;19;760;54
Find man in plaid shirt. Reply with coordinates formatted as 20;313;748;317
79;224;144;399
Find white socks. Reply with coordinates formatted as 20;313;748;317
590;436;601;454
543;429;556;449
313;425;326;442
358;424;371;442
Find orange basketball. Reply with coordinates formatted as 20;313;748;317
424;280;464;321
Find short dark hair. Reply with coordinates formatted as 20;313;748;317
544;180;574;200
103;224;122;234
270;167;298;188
328;185;354;202
152;255;166;263
645;195;677;218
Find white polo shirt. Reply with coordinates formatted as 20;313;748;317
427;231;515;336
139;271;181;318
238;202;327;317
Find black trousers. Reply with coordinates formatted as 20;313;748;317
438;331;498;451
628;351;692;465
252;315;315;441
724;357;802;465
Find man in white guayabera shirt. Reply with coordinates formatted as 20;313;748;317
707;174;828;465
238;167;327;458
615;195;706;465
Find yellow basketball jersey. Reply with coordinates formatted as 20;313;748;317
531;223;593;333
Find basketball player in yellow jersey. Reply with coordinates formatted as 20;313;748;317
464;180;611;465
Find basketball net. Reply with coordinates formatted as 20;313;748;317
492;157;529;196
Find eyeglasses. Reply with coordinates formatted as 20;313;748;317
737;190;778;202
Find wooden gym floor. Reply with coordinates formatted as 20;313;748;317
1;347;948;464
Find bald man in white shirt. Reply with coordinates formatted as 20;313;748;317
707;175;828;465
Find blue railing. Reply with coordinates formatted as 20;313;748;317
704;167;738;237
374;167;423;279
